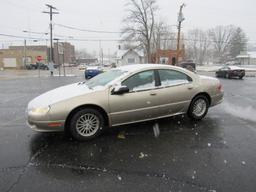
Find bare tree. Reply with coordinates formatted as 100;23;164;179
75;49;93;59
122;0;157;63
209;25;236;63
152;21;176;52
186;29;211;65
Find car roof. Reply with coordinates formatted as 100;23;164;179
117;64;185;72
228;66;244;70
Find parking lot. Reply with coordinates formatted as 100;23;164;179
0;71;256;192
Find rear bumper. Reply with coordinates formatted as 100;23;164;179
211;92;224;107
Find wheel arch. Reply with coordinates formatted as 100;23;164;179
64;104;110;132
191;92;211;106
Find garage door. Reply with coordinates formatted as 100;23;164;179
3;58;17;68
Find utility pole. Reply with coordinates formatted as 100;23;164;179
54;38;61;76
176;3;185;65
43;4;59;64
62;43;66;76
23;39;27;68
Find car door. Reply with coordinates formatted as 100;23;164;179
108;70;158;126
148;69;197;118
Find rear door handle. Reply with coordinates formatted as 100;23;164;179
187;85;193;90
150;92;157;96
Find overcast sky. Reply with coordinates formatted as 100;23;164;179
0;0;255;55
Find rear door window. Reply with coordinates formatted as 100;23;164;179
158;69;192;87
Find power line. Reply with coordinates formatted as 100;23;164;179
55;23;122;34
0;33;47;40
1;32;256;45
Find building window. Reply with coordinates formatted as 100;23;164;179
127;58;135;64
160;57;169;64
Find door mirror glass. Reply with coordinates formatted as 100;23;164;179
112;85;129;95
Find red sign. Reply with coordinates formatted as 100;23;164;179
36;55;43;61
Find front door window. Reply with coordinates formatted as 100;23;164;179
122;70;155;91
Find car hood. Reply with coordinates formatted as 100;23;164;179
28;82;105;110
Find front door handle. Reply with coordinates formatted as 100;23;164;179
150;92;157;96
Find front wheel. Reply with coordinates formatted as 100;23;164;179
188;95;209;120
69;108;105;141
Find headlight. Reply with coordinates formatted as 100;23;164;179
30;106;50;114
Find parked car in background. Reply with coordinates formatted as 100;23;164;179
25;63;49;70
78;64;87;70
215;66;245;79
27;64;223;141
178;61;196;72
84;66;103;79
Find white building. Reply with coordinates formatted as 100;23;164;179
236;51;256;65
116;49;145;66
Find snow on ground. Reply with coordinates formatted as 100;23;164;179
197;65;256;72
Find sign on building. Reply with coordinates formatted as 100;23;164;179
3;58;17;68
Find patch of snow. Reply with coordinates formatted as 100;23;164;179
207;143;212;147
161;79;189;87
139;152;148;159
132;81;155;91
241;161;246;165
153;123;160;138
28;82;104;109
117;175;122;181
222;102;256;122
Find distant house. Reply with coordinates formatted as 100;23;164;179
116;49;145;66
236;52;256;65
151;48;185;65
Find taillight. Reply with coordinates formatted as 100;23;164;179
217;83;223;92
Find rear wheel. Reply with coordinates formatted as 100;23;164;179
188;95;209;120
69;108;105;141
239;76;243;79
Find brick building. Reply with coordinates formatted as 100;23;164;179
53;42;75;65
0;48;47;69
152;47;185;65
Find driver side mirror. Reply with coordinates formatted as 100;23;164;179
111;85;129;95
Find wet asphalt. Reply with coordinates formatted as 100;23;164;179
0;73;256;192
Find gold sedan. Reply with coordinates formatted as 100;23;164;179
27;64;224;141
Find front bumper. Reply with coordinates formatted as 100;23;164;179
27;120;65;132
26;109;65;132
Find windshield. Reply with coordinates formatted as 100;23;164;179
85;69;126;89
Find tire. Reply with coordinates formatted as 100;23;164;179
239;76;243;79
69;108;105;141
188;95;209;121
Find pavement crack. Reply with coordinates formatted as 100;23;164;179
28;162;210;190
4;144;49;192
